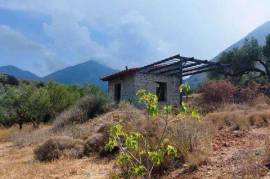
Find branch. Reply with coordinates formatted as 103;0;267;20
258;59;270;77
225;68;266;77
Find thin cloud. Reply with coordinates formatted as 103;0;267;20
0;0;269;75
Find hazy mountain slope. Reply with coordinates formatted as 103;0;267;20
43;60;117;90
0;65;41;80
186;21;270;88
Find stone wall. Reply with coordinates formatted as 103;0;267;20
107;72;180;106
134;73;180;106
108;74;135;103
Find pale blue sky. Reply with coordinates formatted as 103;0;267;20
0;0;270;76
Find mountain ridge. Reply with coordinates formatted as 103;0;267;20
0;65;41;80
0;60;117;90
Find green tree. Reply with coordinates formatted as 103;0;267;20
46;82;80;118
0;86;25;129
26;87;50;127
209;34;270;84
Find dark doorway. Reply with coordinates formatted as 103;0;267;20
156;82;167;102
114;83;121;103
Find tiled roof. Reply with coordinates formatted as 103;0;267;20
101;68;141;81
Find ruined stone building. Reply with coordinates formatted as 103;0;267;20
101;54;227;106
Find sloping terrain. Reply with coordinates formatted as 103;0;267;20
0;60;117;90
1;102;270;178
0;66;41;81
43;60;117;90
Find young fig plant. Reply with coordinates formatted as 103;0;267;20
179;83;191;95
106;90;178;178
136;89;159;117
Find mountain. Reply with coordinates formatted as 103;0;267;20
0;61;117;90
186;21;270;88
0;65;41;80
43;60;117;90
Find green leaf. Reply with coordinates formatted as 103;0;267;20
166;145;177;156
131;165;146;176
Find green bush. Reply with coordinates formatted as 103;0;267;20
46;82;80;118
0;81;107;129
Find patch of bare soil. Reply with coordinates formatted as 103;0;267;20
169;127;270;179
0;141;114;179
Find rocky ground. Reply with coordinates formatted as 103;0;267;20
170;127;270;179
0;126;270;178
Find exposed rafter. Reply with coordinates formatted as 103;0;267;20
139;54;227;77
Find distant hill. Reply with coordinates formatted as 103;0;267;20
0;65;41;81
43;60;117;90
0;61;117;90
186;21;270;88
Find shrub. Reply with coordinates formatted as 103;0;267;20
0;73;19;86
171;119;212;168
205;103;270;131
200;80;237;111
235;81;261;103
105;90;178;178
84;133;112;155
53;95;108;130
34;136;84;161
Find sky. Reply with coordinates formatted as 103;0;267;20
0;0;270;76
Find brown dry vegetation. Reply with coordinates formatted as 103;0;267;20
205;97;270;131
1;99;270;178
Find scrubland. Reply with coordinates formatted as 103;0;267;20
1;81;270;178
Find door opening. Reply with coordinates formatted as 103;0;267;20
114;83;121;103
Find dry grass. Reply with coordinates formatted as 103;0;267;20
205;102;270;131
0;142;114;179
0;126;18;142
171;119;213;168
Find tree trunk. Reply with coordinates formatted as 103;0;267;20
19;122;23;130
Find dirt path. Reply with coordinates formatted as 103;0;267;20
171;127;270;179
0;142;114;179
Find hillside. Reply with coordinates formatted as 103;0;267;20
186;21;270;88
43;60;117;90
0;66;41;81
0;61;117;90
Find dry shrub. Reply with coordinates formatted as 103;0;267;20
34;136;85;161
205;102;270;131
53;95;108;130
249;95;270;107
235;81;261;103
199;80;237;111
84;133;110;155
171;119;213;168
206;111;250;131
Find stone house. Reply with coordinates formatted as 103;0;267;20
101;67;180;106
101;54;227;106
